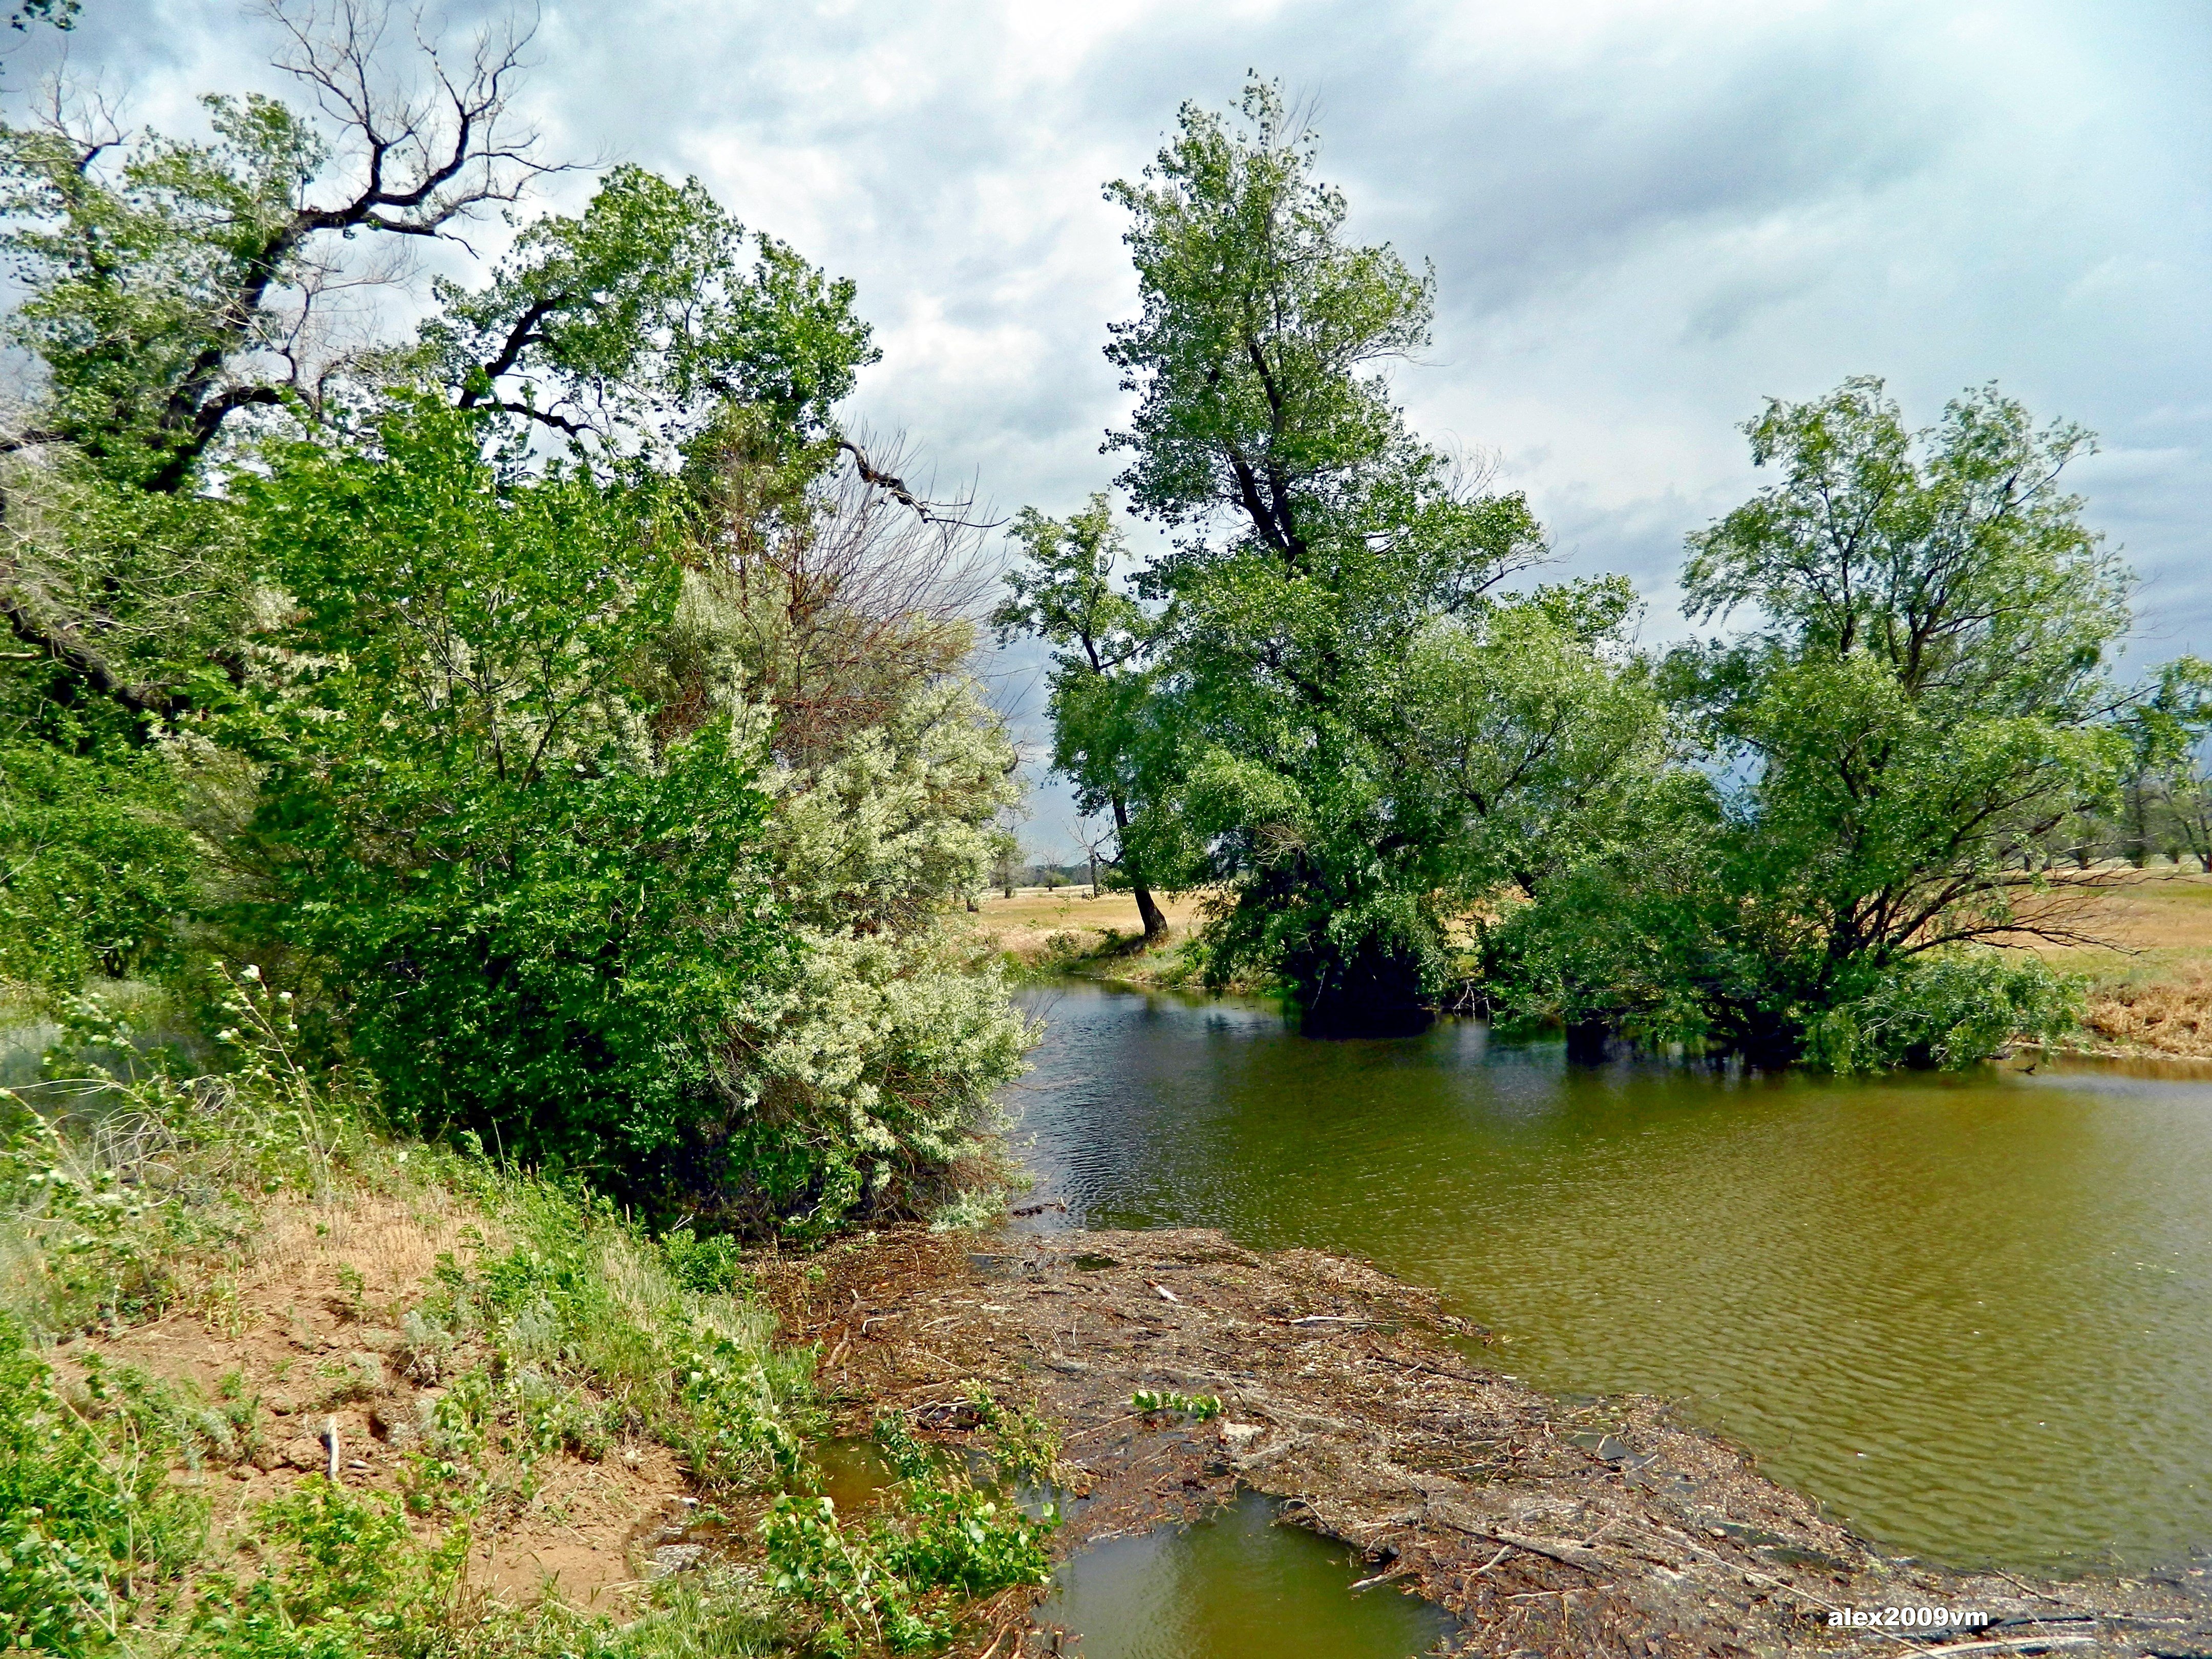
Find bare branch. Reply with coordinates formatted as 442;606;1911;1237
835;439;1005;531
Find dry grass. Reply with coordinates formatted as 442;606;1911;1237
958;887;1205;966
2076;961;2212;1058
2004;868;2212;1060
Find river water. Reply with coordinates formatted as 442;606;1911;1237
1009;981;2212;1575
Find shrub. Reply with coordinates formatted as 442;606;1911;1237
0;1314;204;1656
189;1481;463;1659
1803;952;2085;1073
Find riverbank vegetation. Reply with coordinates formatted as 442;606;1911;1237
997;81;2212;1064
0;6;1025;1235
2;998;1058;1655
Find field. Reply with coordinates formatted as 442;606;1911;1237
2024;867;2212;1059
963;886;1205;968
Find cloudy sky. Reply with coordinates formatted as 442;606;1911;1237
16;0;2210;855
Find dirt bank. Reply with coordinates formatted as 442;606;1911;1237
760;1226;2212;1658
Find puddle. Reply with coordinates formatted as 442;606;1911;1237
811;1435;898;1515
1032;1491;1458;1658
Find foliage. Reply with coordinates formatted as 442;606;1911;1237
398;1171;812;1502
189;1481;464;1659
763;1411;1056;1654
656;436;1030;1236
0;743;199;991
1;969;344;1334
1097;78;1482;1025
426;164;876;455
994;496;1173;939
0;1314;204;1656
1801;953;2085;1074
1130;1389;1220;1420
0;91;335;489
1484;377;2168;1066
1011;82;1668;1032
238;402;786;1174
1668;378;2141;1059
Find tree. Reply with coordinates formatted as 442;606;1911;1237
0;2;551;493
994;495;1171;941
1654;377;2161;1063
238;401;786;1172
425;164;876;455
1089;81;1546;1030
0;7;876;727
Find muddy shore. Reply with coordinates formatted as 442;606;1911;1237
759;1225;2212;1658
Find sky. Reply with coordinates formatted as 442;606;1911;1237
13;0;2211;858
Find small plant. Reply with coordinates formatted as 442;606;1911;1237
769;1413;1059;1655
925;1188;1006;1232
959;1382;1061;1483
332;1261;367;1321
662;1225;747;1294
1131;1389;1221;1421
189;1478;465;1658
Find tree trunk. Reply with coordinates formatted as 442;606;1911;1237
1133;882;1168;943
1111;794;1171;944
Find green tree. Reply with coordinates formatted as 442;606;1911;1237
994;496;1172;941
238;402;786;1173
1658;376;2148;1063
425;163;876;454
1090;81;1548;1029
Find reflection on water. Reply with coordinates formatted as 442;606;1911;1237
1010;982;2212;1573
1033;1490;1458;1659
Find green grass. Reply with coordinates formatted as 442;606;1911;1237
0;982;1056;1657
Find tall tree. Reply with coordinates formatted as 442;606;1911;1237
0;3;550;493
995;496;1171;941
1647;377;2176;1064
1090;81;1549;1030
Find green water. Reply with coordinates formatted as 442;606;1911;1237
1011;982;2212;1573
1032;1491;1458;1658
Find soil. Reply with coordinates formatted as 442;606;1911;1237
48;1185;696;1611
759;1225;2212;1659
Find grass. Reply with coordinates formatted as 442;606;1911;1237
2013;866;2212;1060
0;974;1058;1657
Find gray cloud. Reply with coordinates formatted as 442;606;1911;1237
11;0;2209;857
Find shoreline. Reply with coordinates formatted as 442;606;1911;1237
761;1224;2212;1658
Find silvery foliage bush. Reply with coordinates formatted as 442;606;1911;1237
696;623;1033;1236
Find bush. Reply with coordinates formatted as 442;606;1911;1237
1803;952;2084;1073
189;1481;463;1659
761;1445;1055;1655
0;745;198;995
242;406;789;1178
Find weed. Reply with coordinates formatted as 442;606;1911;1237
1131;1389;1221;1421
924;1188;1005;1232
0;1313;204;1656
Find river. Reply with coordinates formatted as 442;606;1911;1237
1009;980;2212;1575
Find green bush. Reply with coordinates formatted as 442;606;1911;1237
0;745;198;995
241;405;788;1178
1803;953;2085;1073
189;1481;463;1659
761;1411;1057;1654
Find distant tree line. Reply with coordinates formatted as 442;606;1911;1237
998;82;2212;1065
